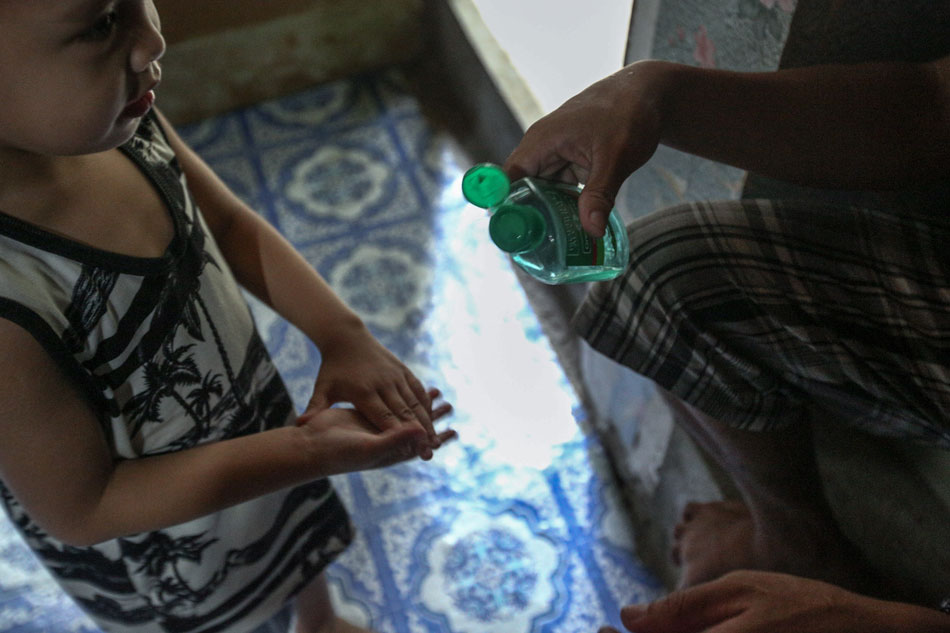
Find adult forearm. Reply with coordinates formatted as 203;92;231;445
648;56;950;189
76;425;319;545
889;602;950;633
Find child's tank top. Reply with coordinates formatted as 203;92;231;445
0;112;352;633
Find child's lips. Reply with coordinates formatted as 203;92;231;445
120;88;156;119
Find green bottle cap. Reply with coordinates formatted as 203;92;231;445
488;204;546;253
462;163;511;208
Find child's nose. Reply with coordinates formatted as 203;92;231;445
130;10;166;74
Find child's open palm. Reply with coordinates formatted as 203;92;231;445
306;326;452;460
297;388;455;473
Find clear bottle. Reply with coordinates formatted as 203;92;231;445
462;163;629;284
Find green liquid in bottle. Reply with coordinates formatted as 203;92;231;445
462;163;629;284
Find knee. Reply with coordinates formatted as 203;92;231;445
624;202;746;303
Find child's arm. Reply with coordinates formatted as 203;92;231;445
0;318;453;546
155;111;440;457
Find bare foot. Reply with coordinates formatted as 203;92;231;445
672;500;755;588
671;499;877;593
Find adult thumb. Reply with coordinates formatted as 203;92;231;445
578;185;618;238
578;158;624;237
619;582;737;633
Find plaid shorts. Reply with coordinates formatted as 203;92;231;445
573;199;950;447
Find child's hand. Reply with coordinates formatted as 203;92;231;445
307;326;446;459
296;388;456;473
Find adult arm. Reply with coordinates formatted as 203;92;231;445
602;570;950;633
505;55;950;236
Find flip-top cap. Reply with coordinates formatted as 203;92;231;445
462;163;511;208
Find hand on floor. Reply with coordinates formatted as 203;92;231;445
599;570;948;633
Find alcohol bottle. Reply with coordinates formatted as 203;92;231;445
462;163;629;284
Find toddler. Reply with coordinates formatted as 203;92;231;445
0;2;455;632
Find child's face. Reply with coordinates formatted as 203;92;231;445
0;0;165;157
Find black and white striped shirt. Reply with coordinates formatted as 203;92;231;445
0;113;352;633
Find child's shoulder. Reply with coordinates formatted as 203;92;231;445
0;125;178;259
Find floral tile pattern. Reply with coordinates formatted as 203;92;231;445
0;70;661;633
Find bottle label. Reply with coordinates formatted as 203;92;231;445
548;189;605;266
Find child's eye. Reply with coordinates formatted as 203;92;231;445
82;10;119;42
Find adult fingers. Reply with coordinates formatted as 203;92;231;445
577;186;618;238
506;142;612;238
620;581;744;633
504;152;573;186
503;111;588;184
576;151;633;237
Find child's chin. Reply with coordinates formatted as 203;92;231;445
84;122;140;154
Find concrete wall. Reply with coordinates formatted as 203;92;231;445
155;0;424;124
158;0;316;44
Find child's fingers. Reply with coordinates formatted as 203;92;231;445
358;392;404;432
396;381;434;436
358;385;454;461
415;428;457;462
431;401;453;421
369;424;428;467
406;373;433;417
411;392;454;461
434;428;457;445
425;389;452;443
376;385;423;425
370;385;434;459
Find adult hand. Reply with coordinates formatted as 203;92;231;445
307;323;442;459
600;570;948;633
297;387;456;474
504;61;667;237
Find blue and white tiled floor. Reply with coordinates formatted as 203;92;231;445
0;70;662;633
